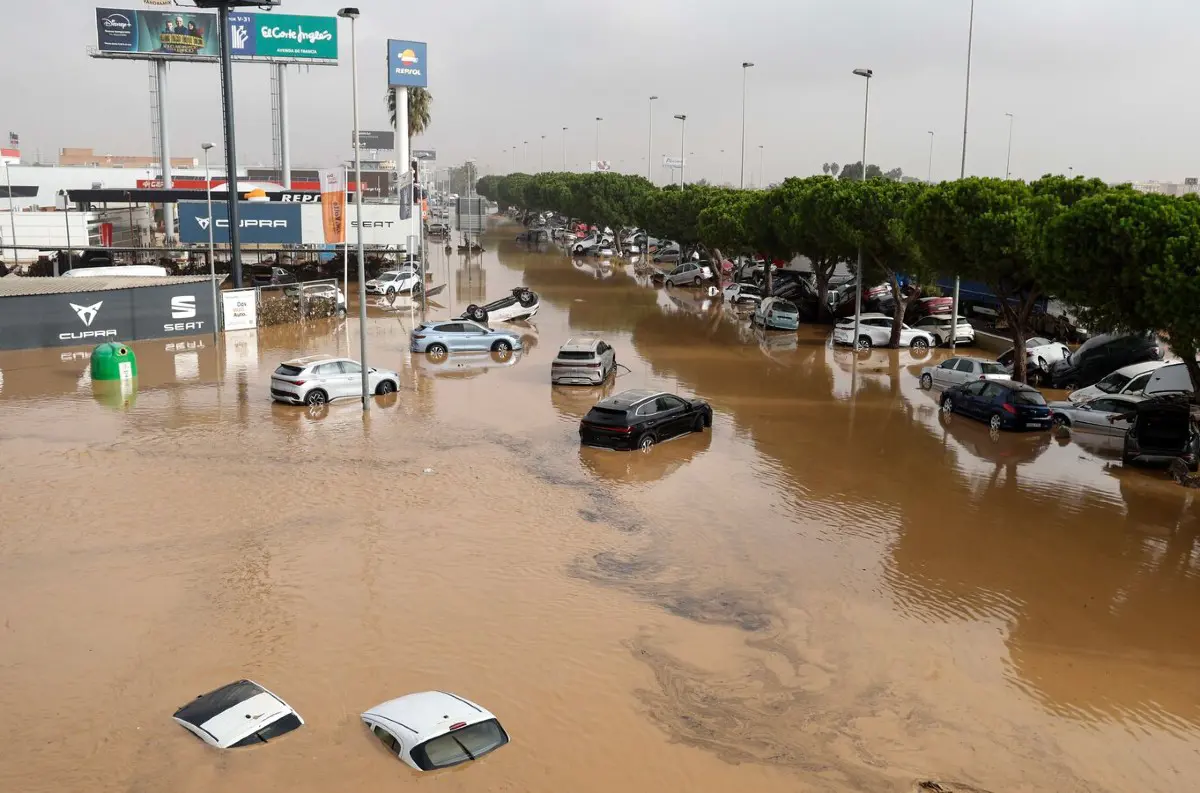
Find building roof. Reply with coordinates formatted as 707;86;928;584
0;274;216;297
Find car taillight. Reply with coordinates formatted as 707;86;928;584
1002;403;1017;414
412;334;425;340
286;380;306;386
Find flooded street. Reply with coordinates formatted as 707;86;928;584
2;219;1198;793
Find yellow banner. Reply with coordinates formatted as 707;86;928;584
319;169;345;244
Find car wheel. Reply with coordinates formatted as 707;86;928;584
920;373;933;390
575;245;584;254
1037;356;1047;370
1027;369;1044;387
1052;414;1070;428
693;414;705;432
990;413;1003;432
304;389;328;406
468;305;488;322
941;396;954;414
637;433;656;452
857;336;872;351
412;282;424;296
426;343;448;360
911;337;929;352
492;339;512;353
375;379;397;396
386;287;395;297
693;276;702;286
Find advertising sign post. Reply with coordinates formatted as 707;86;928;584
318;169;346;245
178;201;302;244
95;8;338;62
387;40;428;252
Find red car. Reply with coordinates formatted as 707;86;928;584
913;296;954;318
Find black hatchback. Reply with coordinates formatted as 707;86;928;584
579;389;713;452
940;379;1052;432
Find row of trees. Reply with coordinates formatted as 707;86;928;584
476;171;1200;392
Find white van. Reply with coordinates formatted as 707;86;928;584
62;265;169;278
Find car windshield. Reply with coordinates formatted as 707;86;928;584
1095;372;1132;394
414;720;508;771
1012;390;1047;406
979;362;1007;375
378;273;397;282
230;713;303;748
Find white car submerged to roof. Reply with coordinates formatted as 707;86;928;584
362;691;509;771
173;679;304;749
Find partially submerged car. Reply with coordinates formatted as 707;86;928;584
551;337;617;385
458;287;540;323
1046;333;1162;390
919;356;1009;390
723;282;763;305
662;261;714;287
1067;360;1169;404
410;320;523;358
940;379;1053;432
366;268;424;297
832;313;934;350
579;389;712;452
752;297;800;331
173;679;304;749
271;355;400;406
1048;394;1145;435
1118;394;1200;470
362;691;509;771
911;313;974;347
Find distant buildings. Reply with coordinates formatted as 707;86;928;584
1128;178;1200;196
57;147;196;169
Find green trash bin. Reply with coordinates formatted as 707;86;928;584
90;342;138;382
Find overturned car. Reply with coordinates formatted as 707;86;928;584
458;287;540;323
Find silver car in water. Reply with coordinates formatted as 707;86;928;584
551;337;617;385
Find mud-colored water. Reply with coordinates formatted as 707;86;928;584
1;221;1198;793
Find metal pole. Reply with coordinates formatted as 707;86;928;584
217;5;244;288
677;116;686;186
758;146;764;188
647;96;656;182
740;63;753;188
540;135;545;172
204;147;218;340
61;193;69;276
278;64;291;188
1004;113;1014;180
853;74;870;351
156;59;176;246
343;164;349;300
927;131;935;183
562;127;567;170
347;15;370;411
950;0;974;352
4;162;16;266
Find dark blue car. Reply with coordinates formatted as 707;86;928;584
939;379;1052;432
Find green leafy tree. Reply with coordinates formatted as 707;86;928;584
770;177;856;323
1044;189;1200;395
386;87;433;138
909;177;1042;382
838;162;885;181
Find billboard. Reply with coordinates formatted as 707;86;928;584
178;202;302;244
96;7;219;57
355;130;395;150
96;8;336;61
230;13;338;60
388;40;428;88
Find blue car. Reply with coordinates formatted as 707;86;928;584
939;379;1052;432
752;297;800;331
410;320;523;359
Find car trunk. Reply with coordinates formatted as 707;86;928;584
553;351;601;377
1136;407;1193;453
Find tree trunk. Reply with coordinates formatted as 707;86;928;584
813;262;833;324
888;273;909;348
998;291;1041;384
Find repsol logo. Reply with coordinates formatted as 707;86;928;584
280;194;321;203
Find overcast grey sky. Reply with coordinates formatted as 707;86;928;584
2;0;1198;184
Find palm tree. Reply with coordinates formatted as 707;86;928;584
386;87;433;138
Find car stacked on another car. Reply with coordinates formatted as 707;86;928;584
271;356;400;406
919;356;1010;390
1046;333;1162;390
551;337;617;385
940;379;1053;432
579;389;712;452
1067;361;1169;404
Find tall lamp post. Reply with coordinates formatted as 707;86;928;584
594;117;603;165
851;68;873;353
950;0;975;352
758;145;764;188
201;142;218;339
647;96;658;182
338;7;370;411
540;135;545;172
740;62;754;188
523;140;528;171
561;127;567;171
674;114;687;186
1004;112;1014;179
926;131;935;183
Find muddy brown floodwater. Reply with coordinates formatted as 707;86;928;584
1;220;1198;793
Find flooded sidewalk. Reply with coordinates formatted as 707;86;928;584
0;225;1197;793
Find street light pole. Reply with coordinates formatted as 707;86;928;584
950;0;975;352
523;140;528;171
758;145;764;188
1004;112;1014;179
674;115;687;186
561;127;567;171
852;68;873;352
740;62;754;189
594;117;602;165
338;7;370;411
540;135;545;172
216;3;244;288
927;131;935;183
647;96;657;182
202;143;218;340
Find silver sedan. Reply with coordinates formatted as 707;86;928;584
1047;394;1145;434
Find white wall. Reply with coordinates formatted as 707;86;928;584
299;203;418;248
0;212;92;262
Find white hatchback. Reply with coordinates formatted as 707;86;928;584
362;691;509;771
920;356;1011;390
173;679;303;749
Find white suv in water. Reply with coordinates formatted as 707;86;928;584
271;355;400;406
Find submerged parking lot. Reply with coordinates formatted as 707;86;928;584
1;221;1198;793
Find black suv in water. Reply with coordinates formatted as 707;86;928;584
1046;333;1162;390
579;389;712;452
